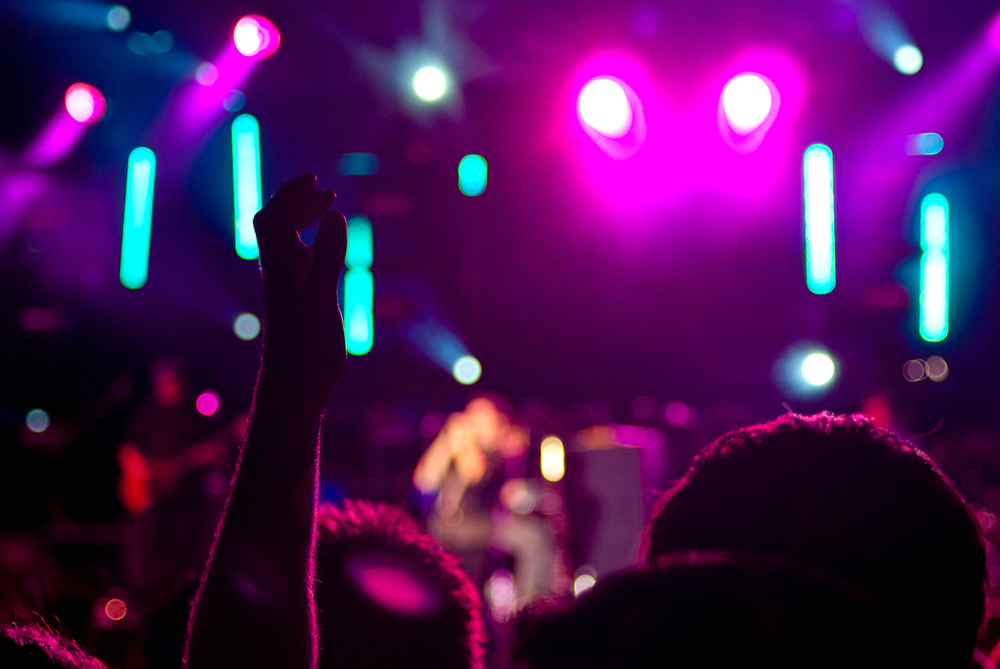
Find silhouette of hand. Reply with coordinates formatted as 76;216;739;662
253;173;347;404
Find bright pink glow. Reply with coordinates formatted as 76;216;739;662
234;15;280;58
576;75;647;159
721;74;773;133
989;9;1000;51
578;78;633;138
179;44;258;129
65;83;106;123
568;48;805;218
196;391;220;416
348;554;441;614
23;112;88;167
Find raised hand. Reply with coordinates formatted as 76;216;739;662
254;173;347;405
186;174;348;669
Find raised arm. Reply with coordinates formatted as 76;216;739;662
185;173;347;669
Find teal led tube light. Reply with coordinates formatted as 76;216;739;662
232;114;261;260
804;144;835;295
344;267;373;355
120;147;156;289
458;154;487;196
919;193;948;342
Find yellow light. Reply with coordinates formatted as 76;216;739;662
540;436;565;482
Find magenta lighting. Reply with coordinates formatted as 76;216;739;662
23;83;106;167
578;78;633;138
233;15;280;58
64;83;106;123
722;74;772;134
718;72;780;153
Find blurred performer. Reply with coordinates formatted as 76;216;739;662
117;358;243;615
414;398;561;604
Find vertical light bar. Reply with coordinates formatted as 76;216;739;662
232;114;261;260
344;215;373;355
458;154;487;196
120;147;156;289
920;193;949;342
804;144;835;294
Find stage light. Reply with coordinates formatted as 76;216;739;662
540;436;565;482
106;5;130;31
26;409;50;433
233;15;280;58
458;154;487;196
65;83;106;123
344;216;373;355
196;390;220;416
346;216;373;269
338;153;379;176
232;114;261;260
413;66;447;101
195;62;219;86
803;144;835;295
233;313;260;340
344;269;373;355
105;599;127;621
801;352;835;386
120;147;156;289
222;90;246;112
903;359;927;382
926;356;949;382
452;355;481;384
574;574;596;597
893;44;923;74
919;193;948;342
721;73;773;134
578;77;633;138
905;133;943;155
485;569;516;623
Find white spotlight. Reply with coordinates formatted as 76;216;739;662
893;45;923;75
721;74;773;134
801;353;836;387
413;66;447;102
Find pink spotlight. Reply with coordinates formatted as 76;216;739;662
722;74;772;134
578;77;633;138
64;83;106;123
195;390;220;416
233;15;280;58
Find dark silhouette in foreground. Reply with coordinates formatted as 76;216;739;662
643;412;986;669
516;551;893;669
315;500;485;669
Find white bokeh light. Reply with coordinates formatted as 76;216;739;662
413;66;448;101
452;355;481;384
801;353;836;387
234;20;263;56
578;78;633;138
721;74;773;134
893;45;923;75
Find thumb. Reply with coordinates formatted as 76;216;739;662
308;209;348;295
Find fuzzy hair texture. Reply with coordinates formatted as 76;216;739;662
1;622;106;669
643;412;987;669
315;499;485;669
